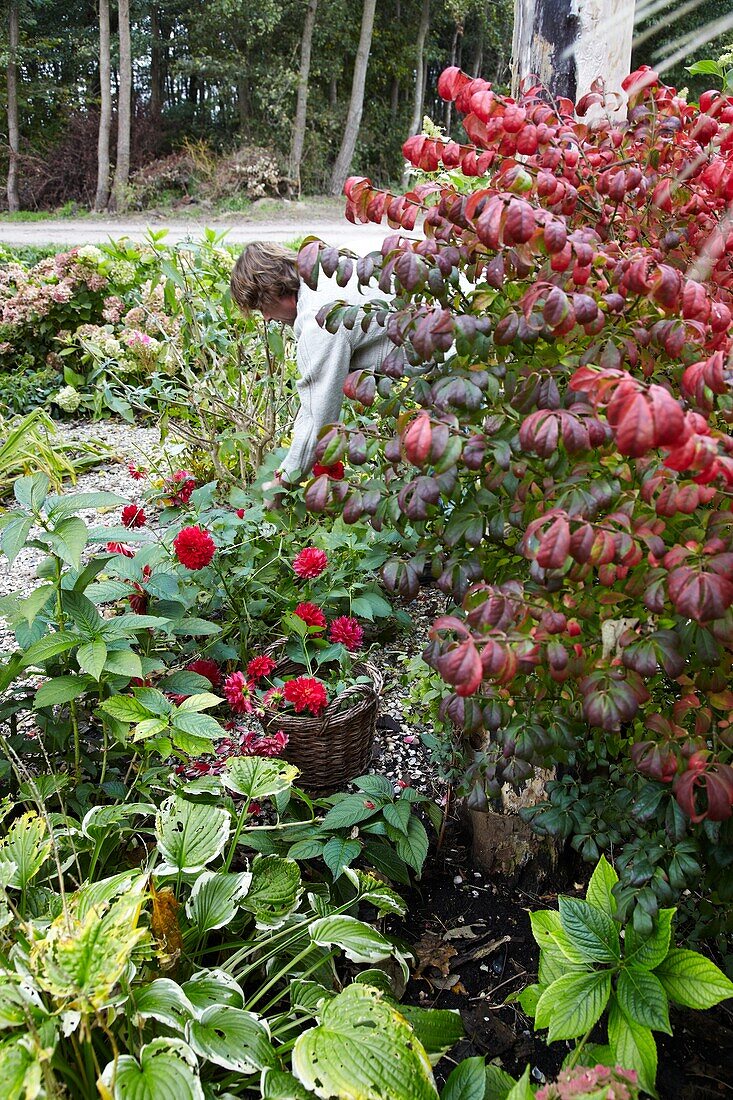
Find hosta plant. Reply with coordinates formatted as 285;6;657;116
295;65;733;925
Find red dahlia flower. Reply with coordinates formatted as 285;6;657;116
262;686;285;710
246;654;278;682
235;508;246;518
294;602;327;630
128;463;147;480
329;615;364;651
128;584;148;613
313;461;345;480
187;658;221;688
292;547;328;578
283;676;329;716
173;525;216;569
167;470;197;506
121;504;146;528
223;671;256;714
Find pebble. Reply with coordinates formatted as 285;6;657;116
453;875;463;885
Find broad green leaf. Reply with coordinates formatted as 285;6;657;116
654;948;733;1009
134;718;171;741
62;590;103;635
171;711;223;740
441;1056;486;1100
81;803;156;843
99;1038;204;1100
49;516;88;570
49;491;128;516
529;910;588;966
507;1067;534;1100
288;839;326;861
343;868;407;916
132;687;173;715
484;1064;518;1100
19;631;77;668
182;970;245;1014
0;1040;40;1100
515;983;542;1016
155;796;231;874
161;670;215;695
34;674;93;708
585;855;619;916
131;979;195;1032
608;997;658;1097
398;1004;464;1065
292;984;438;1100
558;896;620;963
320;793;384;831
17;583;54;625
240;856;302;929
309;915;398;965
290;978;336;1013
103;648;143;679
77;639;108;680
170;617;221;636
187;1006;276;1073
624;909;675;970
185;870;252;933
1;515;34;565
14;472;49;510
395;815;429;873
175;692;222;713
383;800;411;836
617;966;671;1033
0;812;51;890
261;1068;313;1099
534;970;612;1041
322;836;361;880
352;774;395;800
100;695;155;723
223;756;299;801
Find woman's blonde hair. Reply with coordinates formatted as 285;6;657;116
230;241;300;315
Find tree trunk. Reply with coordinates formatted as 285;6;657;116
512;0;634;103
237;75;249;132
406;0;430;137
94;0;112;212
328;0;377;197
150;4;163;119
288;0;318;195
6;0;20;213
110;0;132;211
444;20;463;134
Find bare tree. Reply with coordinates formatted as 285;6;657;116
289;0;318;195
407;0;430;137
6;0;20;212
150;4;163;120
94;0;112;211
110;0;132;211
329;0;377;197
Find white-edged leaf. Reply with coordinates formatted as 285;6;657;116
131;979;195;1032
185;871;252;933
182;970;245;1015
309;915;397;965
186;1006;276;1073
222;756;299;801
99;1037;204;1100
155;796;230;874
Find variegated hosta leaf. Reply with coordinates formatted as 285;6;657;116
261;1067;313;1099
0;813;52;890
222;756;299;801
182;970;245;1015
155;796;230;874
240;856;302;929
309;915;410;981
31;893;150;1012
99;1038;204;1100
292;984;438;1100
185;870;252;934
0;978;46;1030
76;871;147;921
186;1006;277;1073
0;1037;42;1100
81;802;156;842
131;978;195;1033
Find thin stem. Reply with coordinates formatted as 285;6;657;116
223;798;252;872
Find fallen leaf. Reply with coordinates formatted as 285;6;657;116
413;932;457;979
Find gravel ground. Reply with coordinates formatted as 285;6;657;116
1;418;447;802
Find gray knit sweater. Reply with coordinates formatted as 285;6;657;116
279;273;393;482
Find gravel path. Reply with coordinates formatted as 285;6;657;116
1;418;446;802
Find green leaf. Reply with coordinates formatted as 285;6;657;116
14;472;49;510
134;718;171;742
48;516;88;570
182;970;245;1014
185;870;252;934
131;979;195;1033
529;910;589;966
322;836;361;880
240;855;302;928
77;639;108;680
441;1056;486;1100
343;867;407;916
186;1006;276;1073
1;516;34;565
81;803;156;843
398;1005;464;1065
484;1065;519;1100
395;815;429;873
62;590;104;635
34;674;93;708
558;896;620;963
362;838;411;885
686;59;723;76
155;796;231;874
309;915;398;965
352;774;395;800
48;490;128;516
99;1038;204;1100
617;966;671;1033
654;948;733;1009
223;756;299;801
288;839;326;861
0;1040;39;1100
100;695;154;724
608;997;658;1097
171;711;223;740
175;692;222;713
507;1066;535;1100
261;1068;314;1099
0;812;51;890
104;649;144;679
75;871;146;920
534;970;612;1041
515;983;542;1016
320;793;384;830
624;909;675;970
383;800;411;836
292;984;438;1100
19;631;77;669
585;855;619;916
17;583;54;625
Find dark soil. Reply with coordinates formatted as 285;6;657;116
390;819;733;1098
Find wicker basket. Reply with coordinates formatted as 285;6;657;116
258;648;383;792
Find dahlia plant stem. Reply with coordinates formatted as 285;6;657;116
52;555;82;782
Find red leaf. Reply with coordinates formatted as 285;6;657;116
504;199;536;244
536;516;571;569
436;639;483;697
